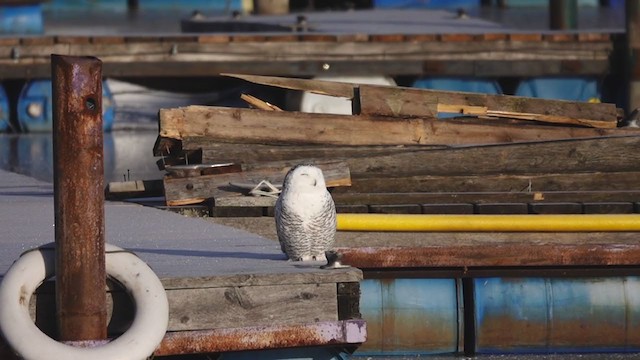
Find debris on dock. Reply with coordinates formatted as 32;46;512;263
148;74;640;213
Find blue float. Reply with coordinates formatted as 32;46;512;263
474;277;640;354
17;79;116;132
0;84;10;132
515;77;601;102
0;4;43;35
357;278;460;355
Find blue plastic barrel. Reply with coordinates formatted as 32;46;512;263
357;278;460;355
474;277;640;354
17;79;116;132
411;77;502;117
0;84;10;132
514;77;601;102
0;4;43;34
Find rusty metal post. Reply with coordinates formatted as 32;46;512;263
549;0;578;30
52;54;107;341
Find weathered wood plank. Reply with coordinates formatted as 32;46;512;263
331;191;640;206
224;73;619;128
164;161;351;206
336;171;640;193
105;179;164;200
158;106;631;147
166;283;337;331
160;268;362;289
190;136;640;181
358;84;619;128
192;141;445;164
345;136;640;177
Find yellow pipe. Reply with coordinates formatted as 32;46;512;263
336;213;640;232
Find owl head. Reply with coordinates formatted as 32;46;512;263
282;164;327;192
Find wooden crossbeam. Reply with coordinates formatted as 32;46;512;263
163;161;351;206
224;73;620;128
158;105;633;147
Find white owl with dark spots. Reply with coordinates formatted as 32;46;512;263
275;164;336;262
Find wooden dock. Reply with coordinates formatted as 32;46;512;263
0;8;617;78
0;168;365;358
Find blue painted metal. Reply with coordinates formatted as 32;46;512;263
0;4;43;35
357;278;460;355
17;79;115;132
475;277;640;354
0;84;10;132
411;77;502;117
514;77;601;102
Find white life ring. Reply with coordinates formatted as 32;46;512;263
0;243;169;360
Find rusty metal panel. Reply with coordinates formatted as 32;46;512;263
154;320;366;355
475;277;640;353
357;278;459;355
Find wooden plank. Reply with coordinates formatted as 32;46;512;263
344;136;640;178
160;268;362;289
358;84;619;128
223;73;355;98
332;191;640;207
164;161;351;206
338;171;640;193
166;283;337;331
158;106;632;147
105;179;164;200
225;73;618;127
194;141;445;164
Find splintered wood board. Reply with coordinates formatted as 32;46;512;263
158;105;629;147
164;161;351;206
224;73;620;128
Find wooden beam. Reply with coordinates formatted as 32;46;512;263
158;106;632;147
344;135;640;177
224;74;620;128
331;191;640;207
340;171;640;193
163;161;351;206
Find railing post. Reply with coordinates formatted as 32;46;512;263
51;54;107;341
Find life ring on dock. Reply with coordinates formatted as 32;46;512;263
0;243;168;360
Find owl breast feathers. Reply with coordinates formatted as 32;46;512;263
274;164;337;262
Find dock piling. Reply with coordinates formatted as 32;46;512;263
51;54;107;341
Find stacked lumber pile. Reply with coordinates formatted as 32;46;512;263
151;74;640;214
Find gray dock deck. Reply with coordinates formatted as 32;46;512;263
0;168;364;357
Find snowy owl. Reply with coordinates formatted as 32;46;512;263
275;164;336;262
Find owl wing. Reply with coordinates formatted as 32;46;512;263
310;193;337;255
275;198;310;260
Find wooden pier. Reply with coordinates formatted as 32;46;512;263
0;168;365;358
0;8;618;79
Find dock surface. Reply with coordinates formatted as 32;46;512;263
0;168;364;357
